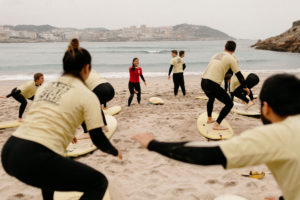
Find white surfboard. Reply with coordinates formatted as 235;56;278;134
231;102;260;116
195;95;208;100
64;115;117;157
215;194;247;200
103;105;122;116
0;120;21;129
54;188;110;200
197;112;234;140
149;97;164;105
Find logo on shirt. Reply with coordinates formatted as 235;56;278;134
36;82;72;105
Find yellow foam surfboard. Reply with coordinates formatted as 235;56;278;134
231;102;260;116
0;120;21;129
54;188;110;200
215;194;247;200
64;115;117;157
149;97;164;105
197;112;234;140
195;95;208;100
103;105;122;116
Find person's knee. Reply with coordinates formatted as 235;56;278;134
22;100;27;106
227;101;234;109
94;173;108;191
129;94;134;98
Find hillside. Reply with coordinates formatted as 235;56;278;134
252;20;300;53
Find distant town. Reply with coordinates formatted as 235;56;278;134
0;24;233;43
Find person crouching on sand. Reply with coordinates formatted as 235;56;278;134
133;73;300;200
0;73;44;122
201;41;250;130
1;41;122;200
168;50;186;96
225;72;260;107
128;57;146;106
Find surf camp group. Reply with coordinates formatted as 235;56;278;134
1;38;300;200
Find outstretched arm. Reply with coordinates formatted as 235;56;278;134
168;65;173;76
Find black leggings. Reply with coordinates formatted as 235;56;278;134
11;88;27;118
128;82;141;106
201;79;233;124
1;136;108;200
173;73;186;96
93;83;115;108
232;86;253;103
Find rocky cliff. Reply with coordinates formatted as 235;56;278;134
252;20;300;53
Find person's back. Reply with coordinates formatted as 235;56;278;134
230;72;249;92
171;56;184;74
13;75;102;155
85;69;107;91
202;52;239;85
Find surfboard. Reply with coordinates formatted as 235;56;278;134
215;194;247;200
149;97;164;105
195;95;208;100
0;120;21;129
64;115;117;158
54;188;110;200
231;102;260;116
233;94;258;102
103;105;122;116
197;112;234;140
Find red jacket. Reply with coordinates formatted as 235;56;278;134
129;66;143;83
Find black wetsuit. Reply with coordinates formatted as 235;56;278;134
147;140;284;200
128;75;145;107
169;64;186;96
6;88;34;118
201;71;246;124
1;127;118;200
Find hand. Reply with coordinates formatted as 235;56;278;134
117;148;122;160
243;88;250;95
144;82;147;86
168;76;171;80
0;96;7;99
103;126;109;133
72;137;78;144
131;133;155;148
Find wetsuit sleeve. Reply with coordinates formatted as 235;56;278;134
89;127;118;156
148;140;227;167
6;88;21;98
168;65;173;76
235;71;247;88
248;89;254;100
101;109;107;125
224;81;229;92
28;96;34;101
140;75;146;82
183;64;186;71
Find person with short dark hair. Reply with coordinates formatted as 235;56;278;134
132;73;300;200
168;50;186;96
1;73;44;121
128;57;146;106
201;41;249;130
225;72;260;106
1;38;122;200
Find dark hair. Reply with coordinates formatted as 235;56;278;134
132;57;139;68
34;73;43;81
179;50;185;56
171;50;178;55
63;38;91;81
225;41;236;52
246;73;260;88
260;73;300;116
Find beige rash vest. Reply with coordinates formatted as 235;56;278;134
17;80;40;99
85;69;108;90
220;115;300;200
13;75;104;156
202;52;240;85
171;57;184;74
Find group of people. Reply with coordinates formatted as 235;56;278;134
1;39;300;200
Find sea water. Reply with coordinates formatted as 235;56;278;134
0;40;300;80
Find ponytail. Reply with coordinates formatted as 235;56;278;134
63;38;91;81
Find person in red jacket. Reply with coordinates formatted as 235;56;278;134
128;58;146;106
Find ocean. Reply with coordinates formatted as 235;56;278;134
0;40;300;80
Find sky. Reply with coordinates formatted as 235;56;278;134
0;0;300;40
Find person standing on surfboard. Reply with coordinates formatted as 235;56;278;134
132;73;300;200
225;72;259;106
201;41;250;130
0;73;44;122
128;58;147;106
168;50;186;96
1;40;122;200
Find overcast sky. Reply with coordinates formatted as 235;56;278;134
0;0;299;40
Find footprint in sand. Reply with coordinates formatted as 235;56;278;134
205;179;219;184
224;181;237;187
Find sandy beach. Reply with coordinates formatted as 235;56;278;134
0;72;296;200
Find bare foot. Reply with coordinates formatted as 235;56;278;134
77;133;90;140
246;101;255;109
213;123;228;130
18;118;23;122
207;117;215;124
